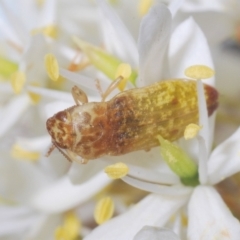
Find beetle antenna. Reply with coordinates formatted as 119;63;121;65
46;144;55;157
54;144;73;162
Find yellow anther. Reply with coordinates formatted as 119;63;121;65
42;25;58;39
31;25;58;39
138;0;153;16
11;144;40;162
184;123;202;140
55;212;81;240
104;162;129;179
10;71;26;94
184;65;215;80
44;53;59;81
94;197;114;225
28;82;41;104
115;63;132;91
36;0;45;6
108;0;118;4
181;213;188;227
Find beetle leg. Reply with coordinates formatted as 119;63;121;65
71;85;88;105
66;150;89;164
95;78;103;96
80;158;89;164
101;76;124;102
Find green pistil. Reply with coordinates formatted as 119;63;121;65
73;37;137;86
181;172;200;187
158;135;199;186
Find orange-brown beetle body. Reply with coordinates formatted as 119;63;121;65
46;79;218;162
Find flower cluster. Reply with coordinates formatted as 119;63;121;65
0;0;240;240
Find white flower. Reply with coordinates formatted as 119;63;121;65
48;0;215;186
0;1;113;239
82;72;240;240
55;4;240;238
178;0;240;143
83;87;240;240
0;0;101;138
0;1;232;239
133;226;181;240
35;2;228;238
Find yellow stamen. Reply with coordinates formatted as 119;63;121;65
44;53;59;81
0;196;15;205
184;123;202;140
55;212;81;240
31;25;58;39
108;0;118;4
115;63;132;91
94;197;114;225
104;162;129;179
28;82;41;104
11;144;40;162
138;0;153;16
36;0;45;6
68;53;90;72
184;65;215;79
10;71;26;94
181;213;188;227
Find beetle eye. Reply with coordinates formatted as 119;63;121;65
55;111;68;122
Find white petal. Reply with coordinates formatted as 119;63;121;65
196;80;210;184
27;86;73;102
138;3;172;86
188;186;240;240
102;147;180;185
26;214;61;240
123;175;192;197
133;226;180;240
168;17;214;85
0;1;27;44
208;127;240;184
68;160;109;184
16;136;51;151
181;0;225;12
43;100;73;119
197;80;210;151
197;136;208;185
0;154;49;203
17;0;38;31
0;205;38;236
59;68;106;94
85;193;188;240
0;94;31;138
168;0;184;17
29;173;111;213
97;0;138;67
37;0;56;27
22;35;49;82
0;16;21;46
127;163;180;185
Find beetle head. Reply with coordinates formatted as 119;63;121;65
46;110;74;149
